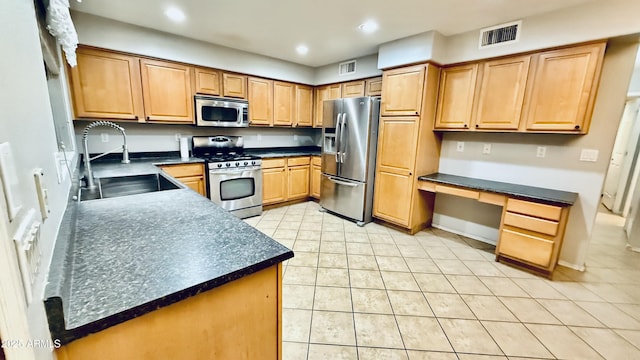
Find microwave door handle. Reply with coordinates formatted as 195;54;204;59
334;113;342;163
339;114;347;163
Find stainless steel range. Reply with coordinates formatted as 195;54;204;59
192;136;262;219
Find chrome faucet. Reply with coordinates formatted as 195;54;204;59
82;121;130;189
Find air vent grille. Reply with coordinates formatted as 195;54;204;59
479;20;521;49
339;60;357;75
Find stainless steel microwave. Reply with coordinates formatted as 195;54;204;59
194;95;249;127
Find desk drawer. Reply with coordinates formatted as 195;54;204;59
417;181;436;192
499;229;554;267
435;184;479;199
262;158;286;169
506;198;562;221
503;212;559;236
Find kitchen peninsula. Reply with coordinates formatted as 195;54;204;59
45;157;293;360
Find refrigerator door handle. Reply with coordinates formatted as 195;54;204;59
335;113;342;163
327;176;358;187
339;113;347;163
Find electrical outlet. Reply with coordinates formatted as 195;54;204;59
101;133;109;143
536;146;546;158
483;143;491;155
257;134;262;141
293;134;298;142
580;149;599;162
456;142;464;152
175;133;182;142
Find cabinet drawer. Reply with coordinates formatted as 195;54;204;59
499;229;554;267
478;192;506;206
506;198;562;221
262;158;286;169
161;163;204;178
311;156;321;166
435;184;479;200
287;157;310;166
504;211;559;236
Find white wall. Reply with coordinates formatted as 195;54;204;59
0;1;75;359
71;12;316;84
434;40;639;269
314;54;382;85
377;31;446;69
76;122;320;155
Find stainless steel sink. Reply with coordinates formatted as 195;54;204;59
79;173;182;201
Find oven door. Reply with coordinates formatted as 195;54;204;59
209;168;262;213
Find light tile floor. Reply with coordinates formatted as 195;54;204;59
244;201;640;360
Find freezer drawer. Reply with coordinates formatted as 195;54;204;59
320;174;367;222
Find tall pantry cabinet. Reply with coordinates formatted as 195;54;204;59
373;64;442;233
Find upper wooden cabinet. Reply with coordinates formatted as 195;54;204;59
295;84;314;127
223;73;247;99
341;80;365;98
314;84;341;128
248;77;274;126
523;42;605;133
366;77;383;96
69;47;144;121
273;81;295;126
194;67;221;96
434;64;478;130
473;56;530;130
381;65;425;116
140;59;194;123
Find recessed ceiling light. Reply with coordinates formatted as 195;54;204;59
358;20;379;34
296;45;309;55
165;7;186;22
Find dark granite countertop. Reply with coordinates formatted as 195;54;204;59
45;155;293;345
245;146;321;158
418;172;578;206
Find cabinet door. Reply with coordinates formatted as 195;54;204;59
365;77;383;96
295;84;313;127
263;167;287;205
310;164;321;199
194;67;221;96
434;64;478;129
180;176;206;196
373;171;413;227
222;73;247;99
69;47;144;121
381;65;425;116
314;86;330;128
248;77;274;126
329;84;342;99
524;42;605;132
140;59;194;123
273;81;294;126
473;56;530;130
288;165;310;200
341;80;365;98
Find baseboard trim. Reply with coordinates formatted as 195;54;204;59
431;224;497;246
557;260;586;272
626;244;640;253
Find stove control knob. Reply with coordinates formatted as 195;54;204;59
217;163;222;168
251;161;256;165
235;162;239;166
244;161;248;166
225;163;230;167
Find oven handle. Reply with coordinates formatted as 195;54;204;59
327;176;357;187
210;167;260;176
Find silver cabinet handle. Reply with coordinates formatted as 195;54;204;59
328;176;357;187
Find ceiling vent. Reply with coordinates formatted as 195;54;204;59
338;60;357;75
479;20;522;49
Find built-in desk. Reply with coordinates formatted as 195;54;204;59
418;173;578;278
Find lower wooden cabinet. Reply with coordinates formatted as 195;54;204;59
56;264;283;360
262;157;313;205
310;156;321;199
287;157;310;200
160;163;206;197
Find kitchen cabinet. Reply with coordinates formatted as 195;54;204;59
523;42;605;133
473;55;530;130
373;64;441;233
262;158;288;205
68;47;144;121
287;157;310;200
273;81;295;126
310;156;321;199
248;77;274;126
341;80;366;98
380;65;425;116
194;67;221;96
223;72;247;99
295;84;314;127
434;64;478;130
365;77;383;96
160;163;206;197
497;198;570;276
56;264;283;360
314;84;341;128
140;59;194;123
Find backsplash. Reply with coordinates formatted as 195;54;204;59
74;121;322;154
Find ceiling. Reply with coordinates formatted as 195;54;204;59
70;0;602;67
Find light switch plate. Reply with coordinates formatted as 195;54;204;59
580;149;599;162
483;143;491;155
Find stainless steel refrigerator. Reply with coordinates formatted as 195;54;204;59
320;96;380;226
